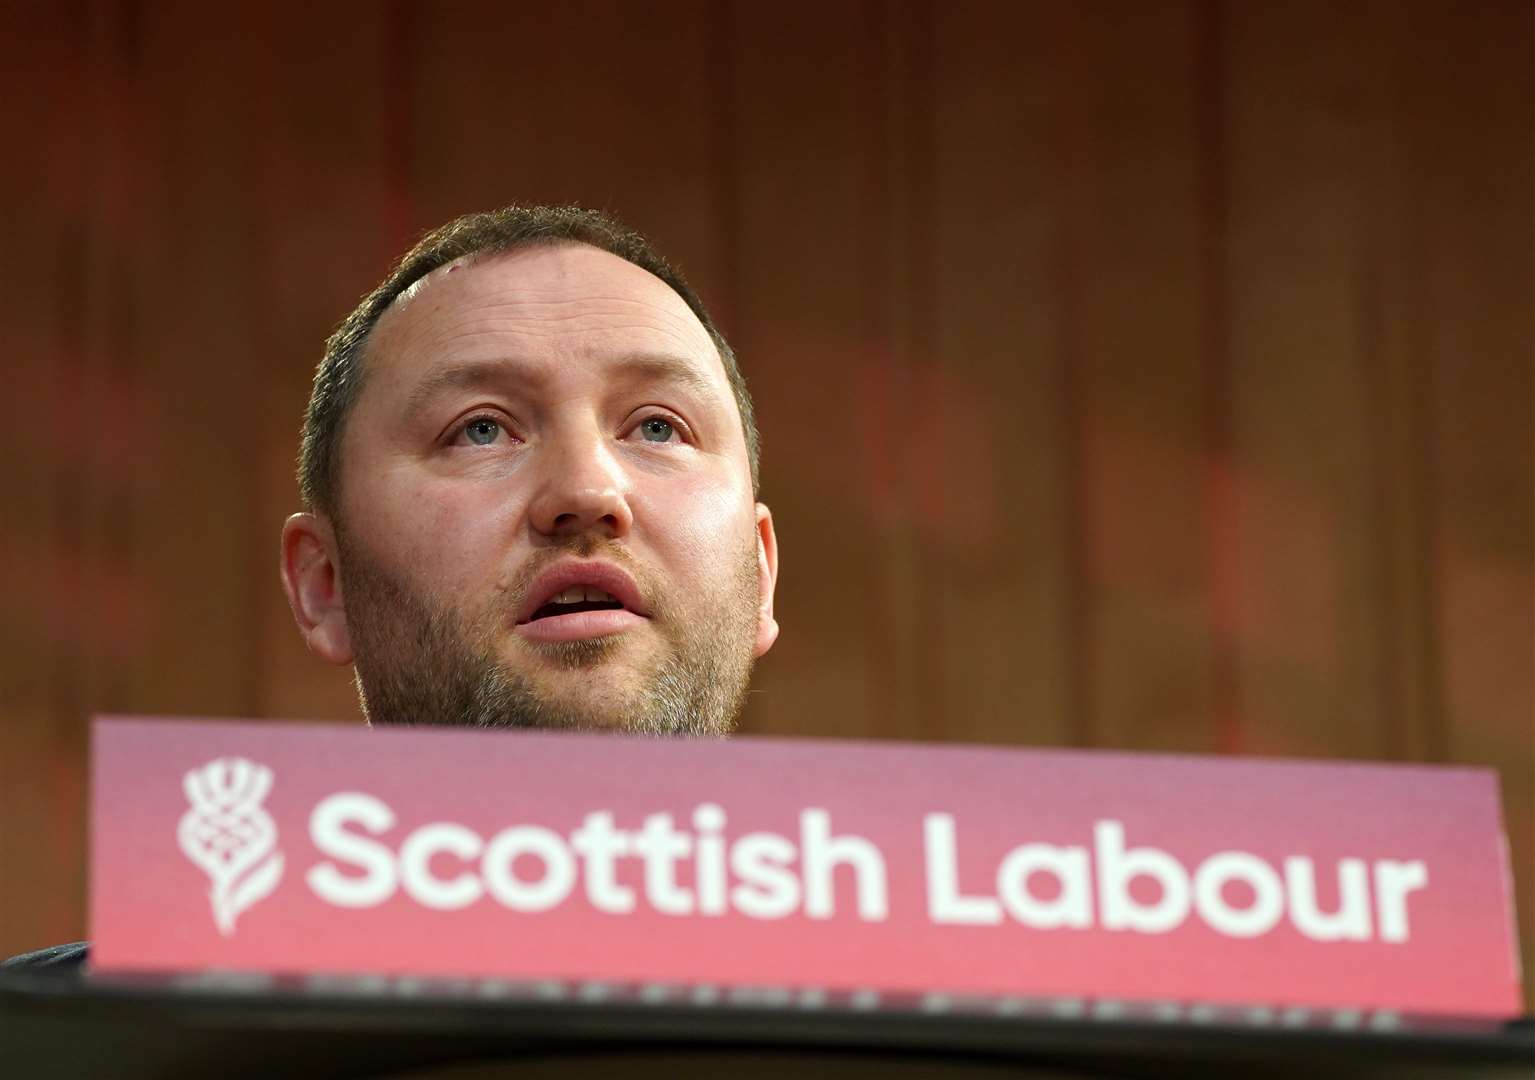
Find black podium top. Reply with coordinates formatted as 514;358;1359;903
2;968;1530;1079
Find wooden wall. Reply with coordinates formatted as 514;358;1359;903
2;0;1531;1006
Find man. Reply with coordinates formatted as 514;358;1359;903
3;205;779;974
283;204;778;735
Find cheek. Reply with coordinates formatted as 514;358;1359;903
638;477;755;569
357;475;524;593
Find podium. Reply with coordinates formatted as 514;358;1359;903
3;970;1530;1079
42;721;1528;1077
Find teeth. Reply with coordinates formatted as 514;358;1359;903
551;587;617;605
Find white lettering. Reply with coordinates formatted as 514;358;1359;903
298;794;1430;944
1193;851;1284;937
308;792;398;907
801;809;888;920
569;811;634;914
996;843;1092;929
633;813;693;916
1286;856;1372;941
1374;860;1427;943
693;803;729;916
1096;820;1190;934
399;822;483;910
923;814;1002;924
481;826;576;912
729;832;801;919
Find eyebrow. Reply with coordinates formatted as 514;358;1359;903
400;360;522;426
612;352;720;400
400;352;721;425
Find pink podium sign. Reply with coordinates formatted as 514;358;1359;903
89;716;1522;1017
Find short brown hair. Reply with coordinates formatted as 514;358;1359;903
298;205;757;518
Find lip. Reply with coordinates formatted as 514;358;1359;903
515;607;649;643
515;559;650;626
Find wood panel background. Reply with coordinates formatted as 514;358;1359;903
2;0;1531;1007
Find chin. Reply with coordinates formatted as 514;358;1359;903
516;635;631;670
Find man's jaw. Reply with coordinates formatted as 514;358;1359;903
336;529;752;734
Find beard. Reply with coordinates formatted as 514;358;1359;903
333;527;760;736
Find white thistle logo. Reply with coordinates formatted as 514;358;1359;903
177;758;284;935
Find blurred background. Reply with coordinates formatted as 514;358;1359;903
1;0;1530;1007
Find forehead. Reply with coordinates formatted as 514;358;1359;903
365;243;723;385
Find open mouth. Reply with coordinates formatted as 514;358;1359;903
526;586;627;624
514;562;649;642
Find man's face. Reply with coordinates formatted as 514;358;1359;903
284;243;778;734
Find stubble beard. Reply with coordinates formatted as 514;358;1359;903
334;528;760;736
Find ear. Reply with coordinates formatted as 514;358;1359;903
752;502;780;658
280;513;354;665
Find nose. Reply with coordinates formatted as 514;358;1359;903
526;428;634;540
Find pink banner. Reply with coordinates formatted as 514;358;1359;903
89;717;1522;1016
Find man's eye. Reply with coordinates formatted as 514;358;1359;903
461;417;503;446
636;416;677;443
